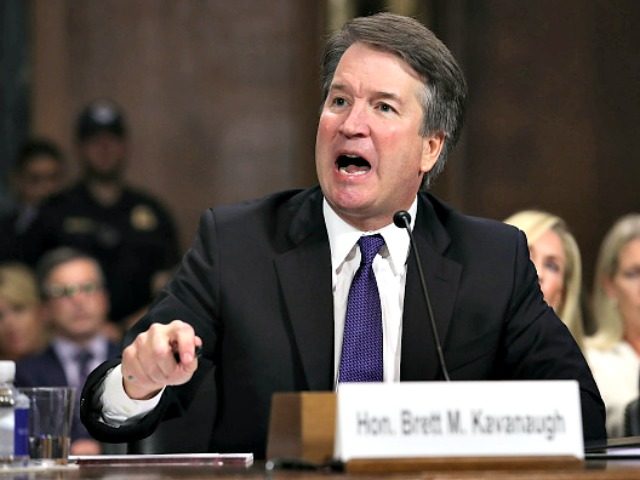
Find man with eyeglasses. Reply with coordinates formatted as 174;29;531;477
15;247;120;454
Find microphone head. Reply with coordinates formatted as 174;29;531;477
393;210;411;229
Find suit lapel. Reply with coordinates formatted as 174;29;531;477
107;341;120;360
47;346;71;386
273;189;334;391
273;189;463;386
401;195;462;381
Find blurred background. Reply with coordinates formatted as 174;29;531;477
1;0;639;291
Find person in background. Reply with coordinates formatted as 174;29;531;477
120;265;180;331
24;100;180;335
0;138;66;262
0;263;47;360
15;247;120;454
586;213;640;437
80;13;604;456
504;210;586;349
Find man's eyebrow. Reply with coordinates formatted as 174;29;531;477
375;91;402;102
328;83;348;93
328;83;403;103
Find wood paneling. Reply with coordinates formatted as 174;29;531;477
31;0;323;251
432;0;640;290
30;0;639;291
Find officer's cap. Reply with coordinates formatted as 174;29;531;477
76;99;127;141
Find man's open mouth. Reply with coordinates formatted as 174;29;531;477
336;154;371;175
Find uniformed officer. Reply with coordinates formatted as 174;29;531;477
24;100;180;334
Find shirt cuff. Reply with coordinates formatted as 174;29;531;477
100;364;165;426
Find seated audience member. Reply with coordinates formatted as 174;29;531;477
15;248;120;454
0;138;66;262
0;263;47;360
24;100;180;331
80;13;605;457
586;213;640;437
505;210;586;349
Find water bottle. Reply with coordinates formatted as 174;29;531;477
0;361;29;465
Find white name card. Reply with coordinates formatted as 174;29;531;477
334;381;584;461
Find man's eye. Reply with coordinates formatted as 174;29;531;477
12;304;27;314
378;103;396;113
332;97;346;107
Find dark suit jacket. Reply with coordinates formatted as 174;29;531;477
81;187;605;457
16;341;120;441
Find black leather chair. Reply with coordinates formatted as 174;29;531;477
624;397;640;436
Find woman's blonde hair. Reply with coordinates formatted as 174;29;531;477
504;210;585;348
589;214;640;349
0;262;39;308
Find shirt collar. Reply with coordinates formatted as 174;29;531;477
323;198;417;276
52;334;108;362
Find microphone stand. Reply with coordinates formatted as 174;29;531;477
394;211;450;381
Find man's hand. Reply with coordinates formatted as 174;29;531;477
70;438;102;455
121;320;202;400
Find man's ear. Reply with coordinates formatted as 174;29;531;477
420;131;445;174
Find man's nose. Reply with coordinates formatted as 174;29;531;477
338;103;370;137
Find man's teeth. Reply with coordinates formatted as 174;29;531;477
336;154;370;174
340;165;369;175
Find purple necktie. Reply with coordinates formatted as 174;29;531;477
339;234;385;383
75;349;93;388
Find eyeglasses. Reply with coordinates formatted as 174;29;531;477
24;171;62;185
45;281;103;300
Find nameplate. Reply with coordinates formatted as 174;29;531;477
334;381;583;461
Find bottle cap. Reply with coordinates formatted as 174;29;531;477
0;361;16;383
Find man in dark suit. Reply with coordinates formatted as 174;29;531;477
16;247;119;454
81;13;605;457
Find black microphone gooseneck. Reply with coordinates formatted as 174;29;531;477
393;210;450;381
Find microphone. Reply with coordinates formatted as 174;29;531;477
393;210;450;381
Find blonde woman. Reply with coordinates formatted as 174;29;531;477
0;263;47;360
505;210;585;349
586;214;640;438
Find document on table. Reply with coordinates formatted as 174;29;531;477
69;453;253;467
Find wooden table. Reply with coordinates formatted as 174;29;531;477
2;459;640;480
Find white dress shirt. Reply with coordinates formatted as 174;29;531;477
324;198;415;386
585;339;640;438
52;335;109;388
101;196;418;424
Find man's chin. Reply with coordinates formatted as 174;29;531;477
327;197;371;218
85;167;122;183
63;325;100;342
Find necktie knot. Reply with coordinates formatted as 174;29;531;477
358;234;385;266
74;349;93;366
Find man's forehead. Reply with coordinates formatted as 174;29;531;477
48;259;101;280
333;42;424;84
